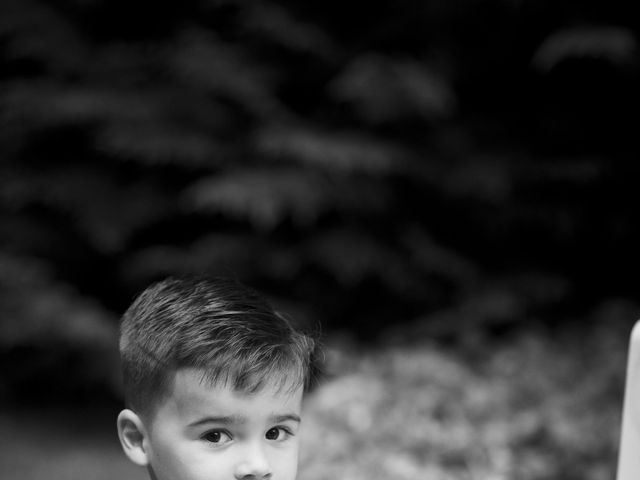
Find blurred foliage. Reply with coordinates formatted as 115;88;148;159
301;303;634;480
0;0;639;409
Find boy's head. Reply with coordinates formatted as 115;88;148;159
116;276;318;480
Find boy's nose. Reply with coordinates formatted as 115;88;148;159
234;443;272;479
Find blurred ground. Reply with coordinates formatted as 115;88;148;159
0;407;145;480
1;315;631;480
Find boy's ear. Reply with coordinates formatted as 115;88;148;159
117;409;150;467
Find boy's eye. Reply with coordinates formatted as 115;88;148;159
265;427;291;441
202;430;232;445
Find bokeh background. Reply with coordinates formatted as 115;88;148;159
1;1;639;479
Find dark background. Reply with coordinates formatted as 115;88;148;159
0;0;639;467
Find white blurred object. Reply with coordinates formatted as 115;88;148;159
616;320;640;480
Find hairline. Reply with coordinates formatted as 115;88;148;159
137;364;306;423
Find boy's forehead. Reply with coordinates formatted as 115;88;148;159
165;368;303;418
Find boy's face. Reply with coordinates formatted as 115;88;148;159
143;368;303;480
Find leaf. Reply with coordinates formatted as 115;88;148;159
165;28;288;118
183;168;332;229
1;78;236;168
307;229;389;284
400;226;477;283
1;167;174;252
123;233;311;289
328;53;456;123
239;1;334;56
122;233;262;283
84;42;162;82
440;154;603;203
0;254;117;347
0;253;120;398
0;82;160;126
255;125;408;174
0;0;89;74
532;25;637;71
401;271;571;341
306;228;421;294
441;154;514;202
97;121;229;166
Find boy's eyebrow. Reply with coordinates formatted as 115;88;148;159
188;413;301;427
270;414;301;424
188;415;246;427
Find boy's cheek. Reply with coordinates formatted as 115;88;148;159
148;448;214;480
274;445;301;478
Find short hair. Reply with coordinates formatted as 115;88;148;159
119;276;318;419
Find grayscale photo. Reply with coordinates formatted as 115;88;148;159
0;1;639;479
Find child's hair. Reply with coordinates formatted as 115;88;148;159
119;276;319;419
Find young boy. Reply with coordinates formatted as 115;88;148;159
116;276;318;480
